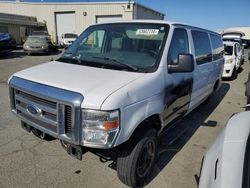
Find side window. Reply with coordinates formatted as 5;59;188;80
191;30;212;65
234;44;238;56
210;34;224;61
78;29;105;53
167;28;189;65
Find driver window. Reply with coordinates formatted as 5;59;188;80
78;30;105;53
167;28;189;65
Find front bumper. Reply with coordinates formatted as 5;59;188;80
222;63;235;78
24;48;48;54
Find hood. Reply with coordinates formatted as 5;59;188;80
12;61;144;109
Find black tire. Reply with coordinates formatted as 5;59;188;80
231;68;237;80
117;129;157;187
31;128;55;141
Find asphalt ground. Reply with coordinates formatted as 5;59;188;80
0;49;249;188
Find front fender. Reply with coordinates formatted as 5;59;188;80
114;92;165;146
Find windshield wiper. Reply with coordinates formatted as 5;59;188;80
92;56;138;71
57;57;88;65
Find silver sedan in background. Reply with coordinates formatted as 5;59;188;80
23;36;57;55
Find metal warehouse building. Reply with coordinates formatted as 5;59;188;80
223;27;250;40
0;1;165;44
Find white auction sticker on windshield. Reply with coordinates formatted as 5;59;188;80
136;29;159;35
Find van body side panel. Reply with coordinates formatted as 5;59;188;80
162;74;193;125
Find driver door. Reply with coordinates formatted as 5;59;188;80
162;28;193;126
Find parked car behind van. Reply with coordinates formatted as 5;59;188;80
23;36;56;55
59;33;78;47
222;32;244;64
9;20;224;187
198;111;250;188
222;41;242;79
0;33;16;53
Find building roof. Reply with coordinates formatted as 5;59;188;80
222;27;250;40
0;13;45;26
0;1;165;17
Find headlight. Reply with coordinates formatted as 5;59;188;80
82;109;120;148
226;59;233;64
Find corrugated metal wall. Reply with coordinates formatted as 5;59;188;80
135;5;164;20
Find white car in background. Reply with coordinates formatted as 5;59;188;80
59;33;78;47
222;31;245;63
222;41;242;79
198;111;250;188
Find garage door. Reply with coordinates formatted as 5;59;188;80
0;25;8;33
55;12;76;43
96;15;123;23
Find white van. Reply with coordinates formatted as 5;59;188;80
223;41;242;79
222;31;244;64
8;20;224;187
59;33;78;47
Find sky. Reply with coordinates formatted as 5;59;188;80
3;0;250;31
138;0;250;31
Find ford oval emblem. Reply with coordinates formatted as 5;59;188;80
26;104;42;116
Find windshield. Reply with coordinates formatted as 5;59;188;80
26;36;47;43
65;34;78;38
59;23;169;72
224;45;233;55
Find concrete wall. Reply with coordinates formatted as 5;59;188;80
0;2;134;43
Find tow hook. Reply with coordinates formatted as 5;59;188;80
60;141;83;160
21;121;31;132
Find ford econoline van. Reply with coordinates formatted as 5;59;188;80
8;20;224;187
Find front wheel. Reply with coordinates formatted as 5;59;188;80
116;129;157;187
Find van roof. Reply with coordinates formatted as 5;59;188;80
94;20;220;36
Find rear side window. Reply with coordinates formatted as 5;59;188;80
210;34;224;61
191;30;212;65
167;28;189;65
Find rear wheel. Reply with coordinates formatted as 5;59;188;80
117;129;157;187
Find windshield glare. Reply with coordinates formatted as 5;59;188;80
26;37;47;43
61;23;169;72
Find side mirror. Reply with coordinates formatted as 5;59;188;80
168;53;194;73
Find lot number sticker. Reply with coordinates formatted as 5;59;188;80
136;29;159;35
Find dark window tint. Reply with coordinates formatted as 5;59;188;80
210;34;224;60
192;30;212;65
224;45;233;55
168;28;189;65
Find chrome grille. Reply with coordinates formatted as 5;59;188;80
65;105;72;134
9;77;84;145
14;89;58;133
